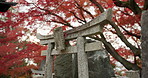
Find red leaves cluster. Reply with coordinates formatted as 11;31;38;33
0;7;45;77
116;48;134;58
0;41;45;77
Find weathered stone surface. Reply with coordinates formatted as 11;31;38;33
72;54;78;78
54;50;115;78
54;54;73;78
44;43;54;78
39;59;46;71
126;70;140;78
87;50;115;78
53;27;65;50
141;10;148;78
77;37;89;78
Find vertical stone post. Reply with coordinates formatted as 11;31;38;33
141;10;148;78
77;37;89;78
53;27;65;51
44;42;54;78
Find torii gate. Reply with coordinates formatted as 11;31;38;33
36;8;112;78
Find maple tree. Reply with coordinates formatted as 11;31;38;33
1;0;148;77
0;5;45;77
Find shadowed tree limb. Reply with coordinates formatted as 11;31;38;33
99;33;141;70
69;11;86;24
113;0;142;14
56;4;87;24
33;4;74;28
74;0;94;19
128;0;142;14
120;26;141;39
114;17;141;39
88;0;141;70
109;21;141;56
81;8;95;19
144;0;148;10
89;0;141;56
74;1;87;23
79;9;87;23
45;20;74;28
88;34;141;70
100;34;141;70
89;0;104;13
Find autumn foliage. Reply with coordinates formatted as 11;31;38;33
0;0;148;77
0;6;45;77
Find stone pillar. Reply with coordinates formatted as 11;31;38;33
141;10;148;78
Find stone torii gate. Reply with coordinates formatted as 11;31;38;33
37;8;112;78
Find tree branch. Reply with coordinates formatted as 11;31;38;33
113;0;142;14
113;0;129;7
80;9;87;23
114;17;141;39
88;34;141;70
33;4;74;28
45;20;74;28
89;0;104;13
128;0;142;14
74;0;94;20
81;8;95;19
57;5;86;24
109;21;141;56
69;11;85;24
74;1;87;23
99;33;141;70
144;0;148;10
120;26;141;39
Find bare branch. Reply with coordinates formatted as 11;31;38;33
109;21;141;56
120;26;141;39
69;11;86;24
45;20;74;28
144;0;148;10
113;0;142;14
114;17;141;39
74;0;94;19
113;0;129;7
54;4;86;24
128;0;142;14
99;33;141;70
80;9;87;23
89;0;104;13
88;34;141;70
81;8;95;19
74;0;87;23
35;7;74;28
